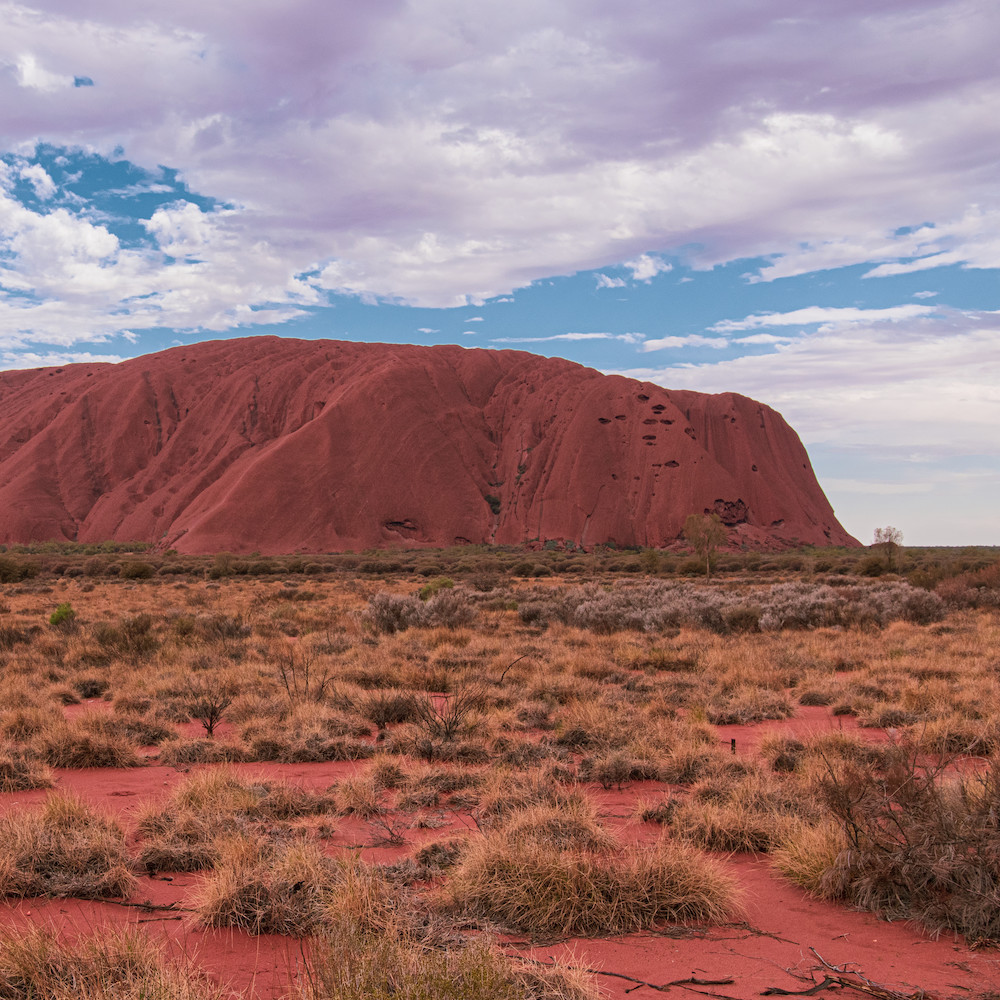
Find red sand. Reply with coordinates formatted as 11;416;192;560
2;744;997;999
0;337;857;552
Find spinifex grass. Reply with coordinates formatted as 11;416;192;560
448;831;742;936
0;792;136;899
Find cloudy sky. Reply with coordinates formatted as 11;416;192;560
1;0;998;546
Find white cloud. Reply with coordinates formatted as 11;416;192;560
14;52;73;92
463;315;483;322
614;310;1000;458
913;290;938;299
0;0;993;322
0;184;316;346
641;334;726;351
0;349;125;368
712;304;936;333
417;327;439;333
595;273;626;289
18;163;55;199
491;332;613;344
624;254;672;283
732;333;795;345
461;330;478;335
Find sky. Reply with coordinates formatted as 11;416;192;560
0;1;998;547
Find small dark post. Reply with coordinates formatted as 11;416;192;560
731;738;736;755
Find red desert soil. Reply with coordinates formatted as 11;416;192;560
0;336;857;552
2;748;996;1000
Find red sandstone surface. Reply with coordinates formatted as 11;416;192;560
0;336;856;553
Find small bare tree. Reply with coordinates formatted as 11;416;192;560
872;525;903;573
183;674;239;738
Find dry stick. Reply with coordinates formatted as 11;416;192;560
96;898;195;914
504;953;734;993
762;948;940;1000
762;977;841;996
497;653;529;684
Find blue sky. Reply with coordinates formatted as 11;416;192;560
1;1;998;546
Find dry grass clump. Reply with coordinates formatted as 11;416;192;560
770;820;847;897
75;707;177;746
671;769;813;854
157;736;250;765
703;685;794;725
759;734;807;773
671;798;797;854
0;740;53;791
35;722;144;768
193;837;394;937
499;800;617;852
299;921;597;1000
0;926;230;1000
193;835;335;934
0;792;136;899
137;768;337;872
448;831;741;935
0;705;62;741
473;766;581;830
238;704;374;763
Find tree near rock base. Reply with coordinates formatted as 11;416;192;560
683;513;727;580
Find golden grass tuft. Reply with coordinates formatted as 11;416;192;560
0;741;53;792
770;820;847;898
499;800;617;852
298;920;598;1000
192;835;335;935
0;925;229;999
448;832;742;935
0;792;136;899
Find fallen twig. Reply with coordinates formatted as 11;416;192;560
775;947;941;1000
505;953;734;993
95;898;194;914
762;977;841;996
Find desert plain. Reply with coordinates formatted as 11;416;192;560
0;544;997;1000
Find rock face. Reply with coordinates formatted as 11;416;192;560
0;337;857;552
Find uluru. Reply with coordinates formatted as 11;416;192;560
0;337;856;553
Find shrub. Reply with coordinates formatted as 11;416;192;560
816;740;1000;942
425;589;476;628
364;593;428;634
120;560;156;580
48;602;77;629
183;674;240;737
418;576;454;600
0;555;38;582
93;614;159;660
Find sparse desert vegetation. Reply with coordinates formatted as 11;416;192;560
0;543;997;997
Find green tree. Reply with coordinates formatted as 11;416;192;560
683;513;727;579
